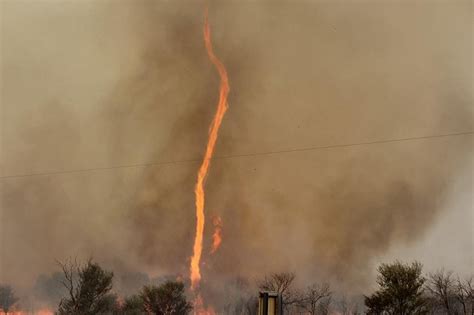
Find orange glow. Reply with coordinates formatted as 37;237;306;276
193;294;217;315
210;216;223;254
189;8;230;290
4;310;53;315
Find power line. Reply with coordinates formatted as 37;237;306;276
0;130;472;180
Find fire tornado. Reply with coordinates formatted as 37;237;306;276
190;9;230;290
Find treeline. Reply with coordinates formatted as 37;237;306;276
365;261;473;315
0;260;472;314
0;259;191;315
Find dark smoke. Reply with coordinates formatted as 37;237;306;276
1;0;472;302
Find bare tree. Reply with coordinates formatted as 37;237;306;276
257;272;301;308
316;296;332;315
453;276;474;315
297;282;332;315
244;296;258;315
338;295;362;315
426;269;456;314
339;295;350;315
0;285;19;313
222;277;257;315
57;258;79;312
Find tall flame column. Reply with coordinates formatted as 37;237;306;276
189;9;230;291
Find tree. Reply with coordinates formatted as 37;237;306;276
243;296;258;315
140;281;192;315
426;269;456;314
57;259;115;315
297;282;332;315
365;261;428;315
0;285;19;313
257;272;300;308
453;276;474;315
337;295;362;315
222;277;257;315
122;294;145;315
98;293;121;314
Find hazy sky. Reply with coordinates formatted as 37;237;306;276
0;0;472;298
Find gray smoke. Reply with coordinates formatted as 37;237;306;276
0;0;472;301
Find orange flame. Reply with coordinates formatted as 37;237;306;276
189;9;230;290
193;294;217;315
210;216;223;254
3;310;54;315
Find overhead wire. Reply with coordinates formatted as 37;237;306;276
0;130;471;180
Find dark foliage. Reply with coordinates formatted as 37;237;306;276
57;259;115;315
0;285;18;313
122;294;146;315
140;281;192;315
365;261;428;315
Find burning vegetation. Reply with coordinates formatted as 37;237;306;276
1;259;473;314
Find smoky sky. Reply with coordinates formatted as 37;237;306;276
0;0;472;298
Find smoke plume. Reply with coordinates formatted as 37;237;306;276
1;0;472;301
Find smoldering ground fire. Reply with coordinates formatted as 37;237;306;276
0;0;472;313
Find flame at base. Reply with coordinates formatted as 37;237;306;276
189;8;230;291
193;294;217;315
4;309;54;315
